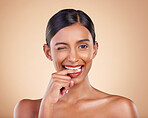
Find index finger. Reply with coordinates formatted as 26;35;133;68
56;69;79;75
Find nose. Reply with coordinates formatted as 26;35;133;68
67;48;79;63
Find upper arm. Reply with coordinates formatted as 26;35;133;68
14;99;34;118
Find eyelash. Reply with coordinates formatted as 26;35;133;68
78;44;88;49
57;47;67;50
57;44;88;50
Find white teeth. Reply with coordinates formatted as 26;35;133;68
76;68;81;72
64;66;82;70
64;66;82;72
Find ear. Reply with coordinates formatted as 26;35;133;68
93;41;98;59
43;44;53;61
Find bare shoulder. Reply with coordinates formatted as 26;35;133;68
92;89;139;118
105;95;139;118
14;98;42;118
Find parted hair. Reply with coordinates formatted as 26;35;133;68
46;9;96;47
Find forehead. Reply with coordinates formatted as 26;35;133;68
50;23;93;45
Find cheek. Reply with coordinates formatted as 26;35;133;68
52;51;69;70
53;51;69;61
79;49;93;62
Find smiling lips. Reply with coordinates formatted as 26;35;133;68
63;65;84;78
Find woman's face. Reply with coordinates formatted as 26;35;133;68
45;23;97;84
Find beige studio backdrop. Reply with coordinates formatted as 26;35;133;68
0;0;148;118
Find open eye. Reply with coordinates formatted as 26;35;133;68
78;44;88;49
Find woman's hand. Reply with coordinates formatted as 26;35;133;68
42;69;78;104
38;69;77;118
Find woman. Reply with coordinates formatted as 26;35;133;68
14;9;139;118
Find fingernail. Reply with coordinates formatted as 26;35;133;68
71;81;74;86
66;90;69;94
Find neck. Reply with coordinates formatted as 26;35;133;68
61;76;93;103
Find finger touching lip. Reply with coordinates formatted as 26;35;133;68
57;68;80;75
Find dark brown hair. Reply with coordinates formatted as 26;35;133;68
46;9;96;47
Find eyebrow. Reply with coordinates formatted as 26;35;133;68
77;39;90;43
55;39;90;46
55;42;68;46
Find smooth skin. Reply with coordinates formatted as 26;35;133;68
14;23;139;118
